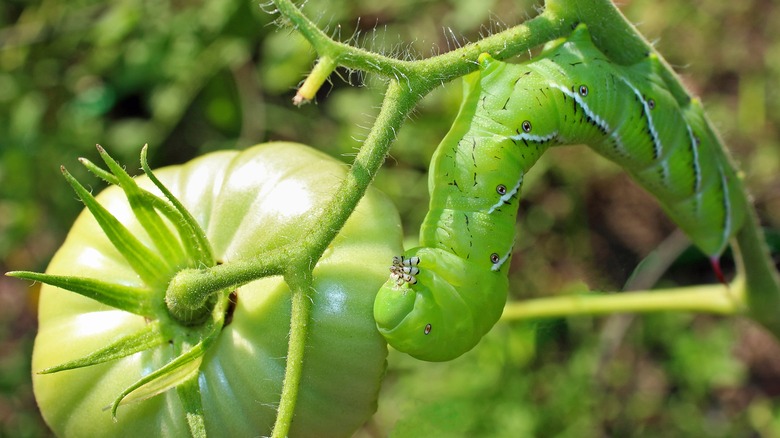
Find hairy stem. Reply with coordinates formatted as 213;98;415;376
165;251;287;324
268;84;415;429
273;0;567;95
272;267;313;438
734;199;780;334
300;80;417;261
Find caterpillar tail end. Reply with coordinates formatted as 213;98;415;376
709;255;727;285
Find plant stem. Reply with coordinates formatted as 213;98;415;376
269;83;415;434
302;80;417;261
272;0;410;77
272;268;313;438
734;196;780;334
501;282;745;321
165;251;287;324
272;0;568;95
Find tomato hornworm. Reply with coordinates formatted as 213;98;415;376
374;24;747;361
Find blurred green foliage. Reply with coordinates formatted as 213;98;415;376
1;0;779;436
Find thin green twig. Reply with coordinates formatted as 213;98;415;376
501;282;745;322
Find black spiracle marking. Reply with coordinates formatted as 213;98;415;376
496;184;507;195
578;85;588;96
490;253;500;264
424;324;432;335
453;213;473;258
521;120;532;133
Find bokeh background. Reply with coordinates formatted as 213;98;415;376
2;0;779;436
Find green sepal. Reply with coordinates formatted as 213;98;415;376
109;327;220;419
80;154;211;268
109;347;204;420
37;321;166;374
109;292;228;419
61;165;169;288
140;145;215;266
176;371;207;438
6;271;158;318
96;145;186;269
79;157;119;185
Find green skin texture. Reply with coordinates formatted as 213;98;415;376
374;24;747;362
33;143;403;437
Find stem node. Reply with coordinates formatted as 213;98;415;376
165;268;219;326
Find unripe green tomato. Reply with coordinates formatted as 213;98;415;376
32;142;403;437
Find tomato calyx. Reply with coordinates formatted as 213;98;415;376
7;145;229;431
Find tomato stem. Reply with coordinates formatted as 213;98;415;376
177;372;207;438
164;254;287;325
734;200;780;335
272;268;314;438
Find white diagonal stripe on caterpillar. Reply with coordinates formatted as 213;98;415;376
508;131;559;144
549;82;611;134
615;75;664;161
488;173;524;214
686;123;703;193
716;162;732;255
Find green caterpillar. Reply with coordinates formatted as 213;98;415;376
374;24;747;362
